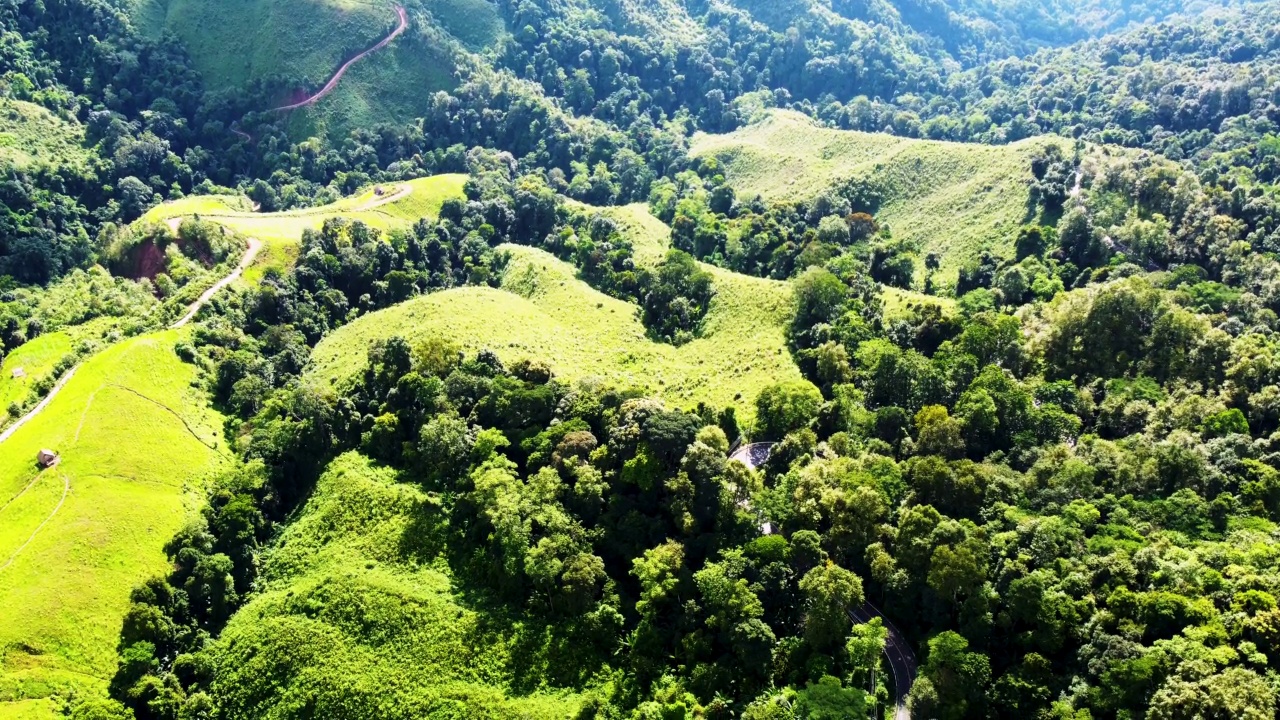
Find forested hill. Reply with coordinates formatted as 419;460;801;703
1;0;1275;287
5;0;1280;719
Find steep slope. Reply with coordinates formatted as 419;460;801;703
0;101;89;170
129;0;399;93
0;331;228;717
308;207;801;422
691;109;1063;280
203;452;589;718
128;0;501;136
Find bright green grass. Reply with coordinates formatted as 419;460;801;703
132;0;397;91
0;334;72;420
204;452;588;718
309;205;801;422
0;101;89;169
0;331;229;714
0;318;136;426
140;174;468;283
691;109;1064;284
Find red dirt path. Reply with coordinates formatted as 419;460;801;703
270;4;408;112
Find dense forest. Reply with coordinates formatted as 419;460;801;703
5;0;1280;718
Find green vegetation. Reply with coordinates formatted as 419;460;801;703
0;331;228;715
690;110;1060;282
309;240;799;423
129;0;397;92
141;174;467;280
0;101;88;169
421;0;506;50
204;452;586;718
11;0;1280;717
0;332;72;419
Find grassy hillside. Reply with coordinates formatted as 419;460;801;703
0;101;89;169
130;0;398;92
204;452;588;718
422;0;506;49
309;206;801;421
141;174;468;281
0;334;73;420
0;331;229;717
279;24;465;140
691;110;1065;282
129;0;500;137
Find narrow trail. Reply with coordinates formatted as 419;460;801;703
106;383;221;452
0;240;260;448
270;4;408;112
0;367;77;446
171;238;264;329
0;473;69;574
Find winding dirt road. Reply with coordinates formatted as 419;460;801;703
171;238;264;329
270;4;408;112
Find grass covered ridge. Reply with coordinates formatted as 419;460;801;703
141;174;468;281
691;109;1065;281
309;206;802;422
205;452;588;718
0;331;229;717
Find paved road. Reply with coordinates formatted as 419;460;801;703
850;602;917;720
171;238;264;329
729;439;919;716
270;4;408;112
729;441;775;470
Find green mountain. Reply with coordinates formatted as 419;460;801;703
5;0;1280;719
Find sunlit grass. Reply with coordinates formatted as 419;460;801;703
691;110;1064;285
0;331;229;711
309;205;802;423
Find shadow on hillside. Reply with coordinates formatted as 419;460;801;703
396;501;611;694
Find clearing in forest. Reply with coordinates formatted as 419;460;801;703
0;100;90;170
309;205;803;422
140;174;468;283
0;331;228;718
690;109;1066;282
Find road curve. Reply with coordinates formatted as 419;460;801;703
729;441;919;717
850;602;918;720
270;4;408;112
171;238;264;329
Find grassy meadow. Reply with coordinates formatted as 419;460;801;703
205;452;589;718
0;101;89;169
281;24;464;140
141;174;468;282
310;205;802;422
691;109;1065;284
0;333;73;420
0;331;229;717
129;0;397;92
